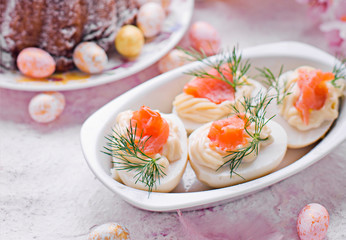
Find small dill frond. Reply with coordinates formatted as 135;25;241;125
332;59;346;88
177;46;251;91
219;92;274;177
103;123;166;193
257;66;292;105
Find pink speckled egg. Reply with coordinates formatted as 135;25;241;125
158;49;189;73
17;47;56;78
73;42;108;74
137;2;165;38
88;222;131;240
161;0;171;12
188;21;221;56
29;92;65;123
297;203;329;240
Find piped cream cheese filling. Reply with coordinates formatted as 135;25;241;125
173;76;255;124
189;121;272;171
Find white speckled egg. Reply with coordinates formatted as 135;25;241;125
297;203;329;240
29;92;65;123
17;47;56;78
137;2;165;38
188;21;221;56
135;0;171;12
158;49;189;73
73;42;108;74
88;222;131;240
135;0;160;6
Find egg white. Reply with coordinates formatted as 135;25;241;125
266;94;333;149
173;79;266;133
188;120;287;188
114;113;188;193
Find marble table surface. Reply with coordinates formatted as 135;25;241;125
1;0;345;239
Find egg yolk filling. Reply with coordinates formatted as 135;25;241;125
295;69;334;125
131;106;169;155
183;65;235;104
208;115;250;151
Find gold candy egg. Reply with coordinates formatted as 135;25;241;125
115;25;145;58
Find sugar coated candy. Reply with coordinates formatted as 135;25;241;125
29;92;65;123
188;21;221;56
73;42;108;74
88;222;131;240
17;48;56;78
115;25;145;58
297;203;329;240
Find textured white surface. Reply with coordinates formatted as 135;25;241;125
1;0;346;239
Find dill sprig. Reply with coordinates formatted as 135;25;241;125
177;46;251;91
257;66;292;105
103;122;166;193
332;59;346;88
218;93;275;178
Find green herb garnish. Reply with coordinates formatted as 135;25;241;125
332;58;346;88
103;122;166;193
218;92;275;178
257;66;292;105
177;46;251;91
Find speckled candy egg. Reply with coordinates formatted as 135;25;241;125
29;92;65;123
135;0;159;6
161;0;171;12
137;2;165;38
158;49;189;73
88;222;131;240
297;203;329;240
115;25;145;58
188;21;221;56
17;47;56;78
73;42;108;74
135;0;171;12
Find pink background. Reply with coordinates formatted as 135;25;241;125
1;0;345;239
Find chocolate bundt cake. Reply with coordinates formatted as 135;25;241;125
0;0;138;72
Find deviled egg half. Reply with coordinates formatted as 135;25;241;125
106;106;188;193
188;96;287;188
265;66;345;148
173;73;265;133
172;49;266;134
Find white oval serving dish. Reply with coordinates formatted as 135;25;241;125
80;41;346;212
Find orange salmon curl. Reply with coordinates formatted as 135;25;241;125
183;64;235;104
294;68;335;125
131;106;169;155
208;114;250;151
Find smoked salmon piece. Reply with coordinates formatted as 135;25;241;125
183;65;235;104
295;69;334;125
208;115;249;151
131;106;169;155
